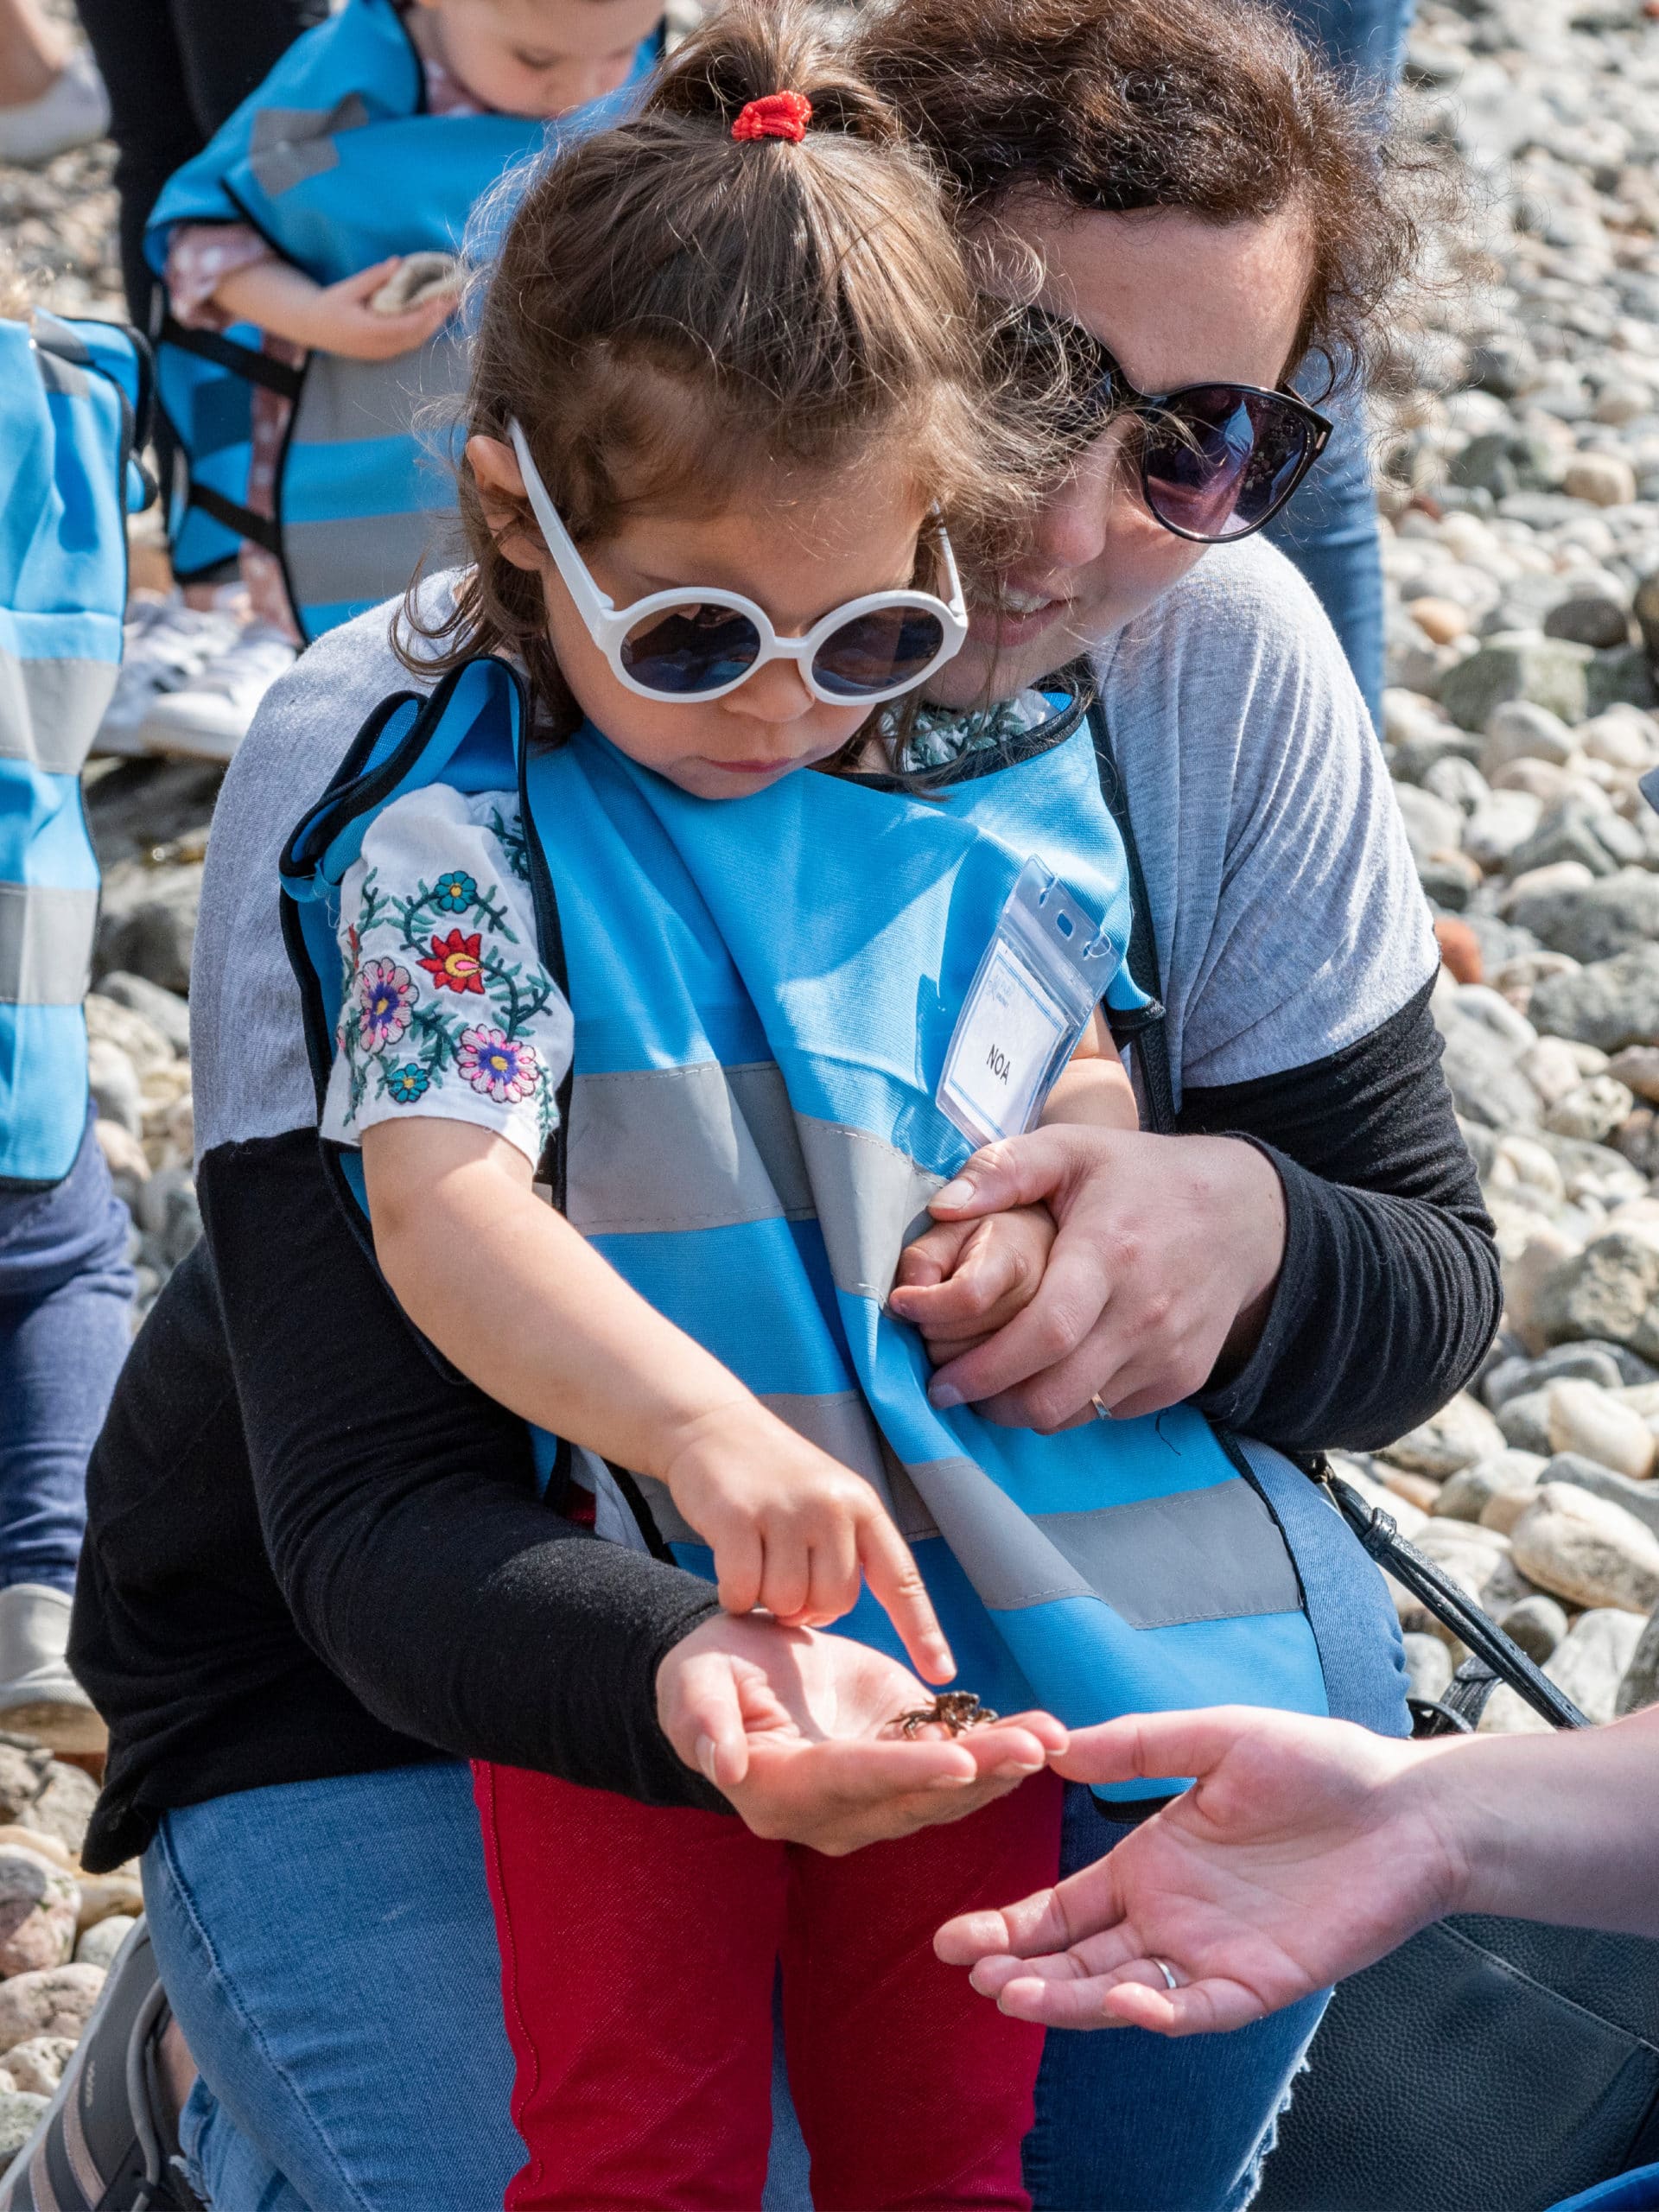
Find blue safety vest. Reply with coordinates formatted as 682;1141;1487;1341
283;657;1338;1791
0;312;152;1189
145;0;659;643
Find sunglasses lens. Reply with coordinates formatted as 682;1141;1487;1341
1141;390;1311;541
811;607;947;700
620;603;762;696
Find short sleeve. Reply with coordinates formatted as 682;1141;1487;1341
165;222;275;328
320;784;572;1166
1095;537;1437;1099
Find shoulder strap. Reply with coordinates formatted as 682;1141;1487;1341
1083;686;1177;1135
1320;1466;1589;1732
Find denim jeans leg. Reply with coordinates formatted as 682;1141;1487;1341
1261;0;1417;733
0;1109;134;1593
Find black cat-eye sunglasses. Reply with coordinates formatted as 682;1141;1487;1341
998;302;1333;544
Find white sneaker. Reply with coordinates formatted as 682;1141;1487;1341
94;594;242;757
0;1584;105;1757
0;53;110;167
137;623;298;762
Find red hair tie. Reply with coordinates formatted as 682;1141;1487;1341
731;91;812;143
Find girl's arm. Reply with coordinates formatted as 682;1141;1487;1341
360;1117;953;1681
211;253;457;361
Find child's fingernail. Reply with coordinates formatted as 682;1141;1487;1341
934;1177;976;1210
928;1772;974;1790
928;1381;963;1409
993;1759;1040;1780
696;1735;718;1782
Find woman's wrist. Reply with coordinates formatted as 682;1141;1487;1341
1198;1135;1287;1374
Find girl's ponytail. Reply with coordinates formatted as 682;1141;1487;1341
644;7;905;151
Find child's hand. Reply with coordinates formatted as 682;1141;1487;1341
887;1204;1057;1367
662;1400;955;1686
297;258;459;361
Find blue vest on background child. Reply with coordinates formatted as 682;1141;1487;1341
284;658;1339;1796
145;0;659;642
0;313;151;1187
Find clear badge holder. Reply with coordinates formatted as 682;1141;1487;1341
937;855;1115;1150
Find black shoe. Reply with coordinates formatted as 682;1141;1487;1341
0;1917;203;2210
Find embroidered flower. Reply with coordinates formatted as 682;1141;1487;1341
358;957;416;1049
386;1062;431;1103
434;869;477;913
458;1025;541;1104
419;928;486;995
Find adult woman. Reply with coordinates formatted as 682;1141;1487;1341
62;3;1493;2209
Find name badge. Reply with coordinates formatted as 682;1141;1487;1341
938;857;1114;1150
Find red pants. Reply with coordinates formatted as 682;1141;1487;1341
474;1761;1064;2211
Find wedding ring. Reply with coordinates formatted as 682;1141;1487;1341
1090;1392;1111;1421
1151;1957;1181;1992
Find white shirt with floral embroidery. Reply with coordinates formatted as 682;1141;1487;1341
321;784;571;1167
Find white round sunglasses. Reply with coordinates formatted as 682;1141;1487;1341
507;419;970;707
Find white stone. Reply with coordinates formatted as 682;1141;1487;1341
1378;1393;1507;1478
1548;1378;1656;1477
1479;1606;1647;1732
1510;1483;1659;1613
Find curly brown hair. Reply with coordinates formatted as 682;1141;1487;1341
852;0;1449;392
402;1;1049;731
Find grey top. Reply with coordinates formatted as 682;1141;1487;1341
193;537;1435;1158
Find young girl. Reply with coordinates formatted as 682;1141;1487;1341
283;9;1332;2203
136;0;665;755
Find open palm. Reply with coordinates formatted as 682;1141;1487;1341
658;1613;1066;1856
936;1707;1463;2033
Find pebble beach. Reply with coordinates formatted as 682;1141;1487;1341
10;0;1659;2160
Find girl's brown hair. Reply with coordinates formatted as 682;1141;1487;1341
853;0;1449;391
403;3;1042;728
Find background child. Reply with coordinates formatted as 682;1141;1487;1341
133;0;665;759
301;10;1132;2203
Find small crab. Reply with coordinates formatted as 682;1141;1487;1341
892;1690;1000;1738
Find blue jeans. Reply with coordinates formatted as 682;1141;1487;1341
145;1456;1406;2212
0;1107;132;1593
1262;0;1416;732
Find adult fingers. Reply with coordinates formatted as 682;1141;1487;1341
859;1510;955;1684
1051;1709;1243;1793
997;1965;1265;2037
938;1843;1118;1970
926;1128;1092;1223
927;1239;1116;1413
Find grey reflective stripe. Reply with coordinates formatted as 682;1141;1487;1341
904;1459;1300;1628
566;1060;813;1236
1034;1478;1301;1628
627;1472;698;1549
30;346;86;398
795;1115;944;1300
906;1454;1093;1611
283;506;438;614
0;883;96;1005
0;648;117;772
293;335;468;445
247;94;368;194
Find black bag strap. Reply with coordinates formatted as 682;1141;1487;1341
1081;686;1178;1135
159;313;303;401
1318;1464;1590;1732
